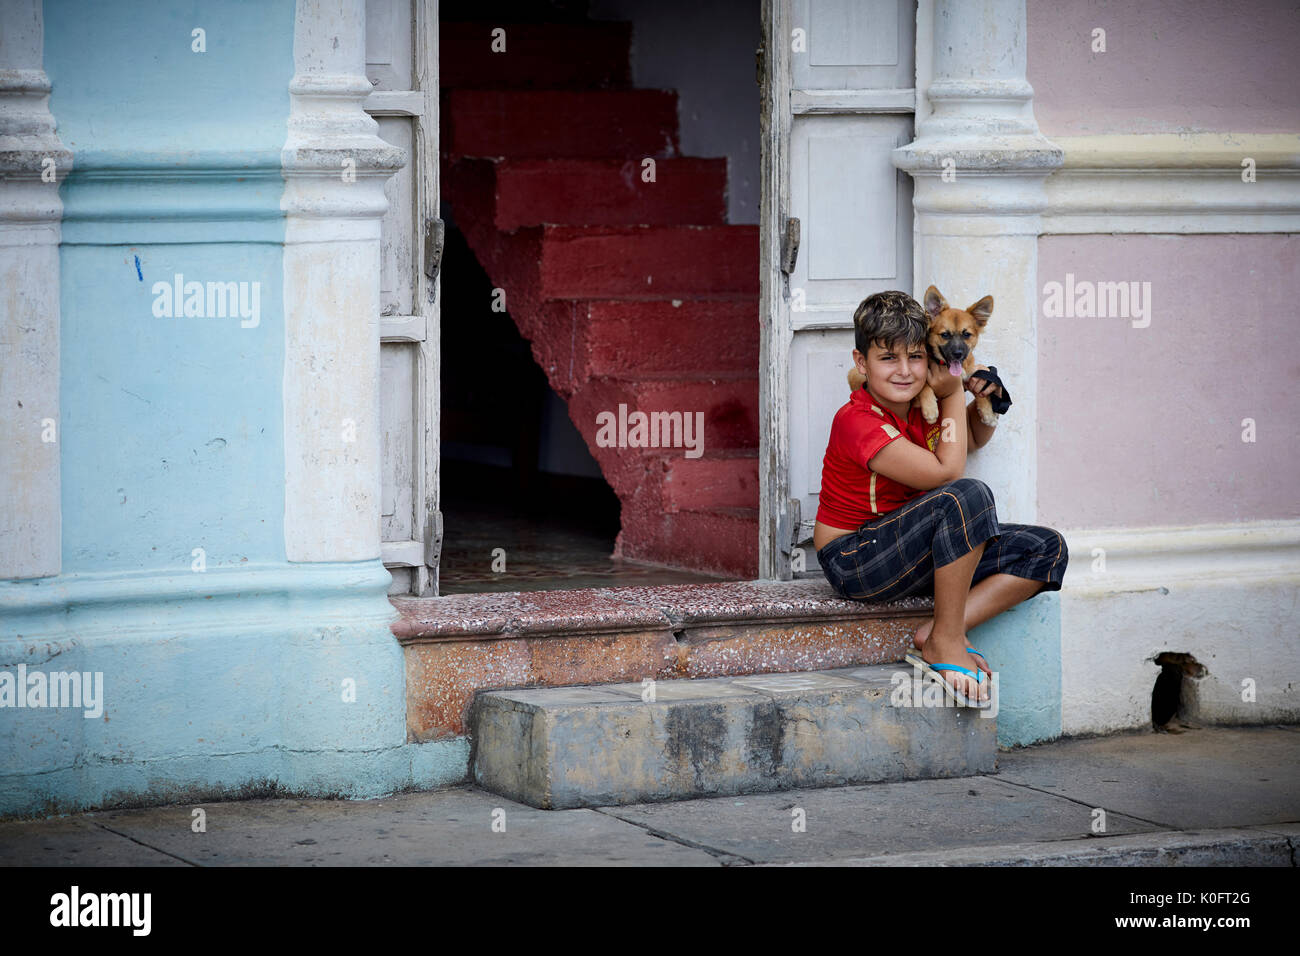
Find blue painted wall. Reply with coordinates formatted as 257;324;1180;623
0;0;471;819
969;590;1063;747
46;0;294;575
44;0;292;159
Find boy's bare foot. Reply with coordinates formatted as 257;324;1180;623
911;618;989;676
918;630;989;702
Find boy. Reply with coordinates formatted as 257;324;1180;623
814;290;1068;705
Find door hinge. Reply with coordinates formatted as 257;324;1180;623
425;508;443;568
423;218;445;282
781;217;800;275
778;496;802;558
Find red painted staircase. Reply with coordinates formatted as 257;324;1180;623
441;19;760;578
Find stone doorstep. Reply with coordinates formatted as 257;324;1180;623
471;664;997;810
392;580;937;740
390;578;935;643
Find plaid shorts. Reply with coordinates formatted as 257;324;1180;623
817;477;1068;603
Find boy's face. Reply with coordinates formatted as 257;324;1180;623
853;338;927;404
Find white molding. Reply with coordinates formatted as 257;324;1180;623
380;313;427;342
1044;133;1300;234
791;88;915;114
381;539;424;567
363;89;425;116
0;0;69;580
1062;520;1300;591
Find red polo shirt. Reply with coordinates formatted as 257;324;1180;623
816;384;943;529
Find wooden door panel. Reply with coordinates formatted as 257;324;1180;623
368;0;439;595
762;0;916;577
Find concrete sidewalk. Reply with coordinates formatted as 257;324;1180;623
2;725;1297;866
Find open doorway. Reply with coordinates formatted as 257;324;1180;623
435;0;762;594
437;215;734;593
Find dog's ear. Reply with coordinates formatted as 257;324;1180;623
847;367;867;392
967;295;993;328
923;285;947;318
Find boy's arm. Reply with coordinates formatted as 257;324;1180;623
965;364;1002;450
868;375;968;490
967;398;995;449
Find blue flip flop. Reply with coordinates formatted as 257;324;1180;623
911;644;991;671
904;651;991;709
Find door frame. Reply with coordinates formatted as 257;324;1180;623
758;0;793;581
367;0;442;595
758;0;925;580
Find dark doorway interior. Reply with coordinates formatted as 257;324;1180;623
437;213;728;594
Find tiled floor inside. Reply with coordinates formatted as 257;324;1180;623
437;460;734;594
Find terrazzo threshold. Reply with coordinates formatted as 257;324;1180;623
390;578;934;644
471;664;997;809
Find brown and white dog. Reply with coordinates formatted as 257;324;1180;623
847;285;998;426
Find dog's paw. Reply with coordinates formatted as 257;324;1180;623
920;388;939;424
975;396;999;427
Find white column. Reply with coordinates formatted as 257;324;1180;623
895;0;1062;524
282;0;405;562
0;0;70;579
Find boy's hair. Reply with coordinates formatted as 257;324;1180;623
852;290;928;357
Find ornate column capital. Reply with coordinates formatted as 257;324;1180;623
894;0;1062;204
280;2;405;234
0;4;72;229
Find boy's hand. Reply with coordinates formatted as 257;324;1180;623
965;364;1003;399
926;358;963;399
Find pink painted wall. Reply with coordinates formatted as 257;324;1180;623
1036;234;1300;529
1027;0;1300;135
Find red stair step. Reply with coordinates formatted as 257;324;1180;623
660;453;759;513
571;375;760;468
445;89;680;160
616;506;760;579
539;224;758;299
440;21;632;90
493;158;727;229
577;298;757;378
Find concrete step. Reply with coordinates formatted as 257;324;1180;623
445;89;680;160
471;666;997;809
440;21;632;90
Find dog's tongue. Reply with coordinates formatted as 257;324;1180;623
948;360;962;376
